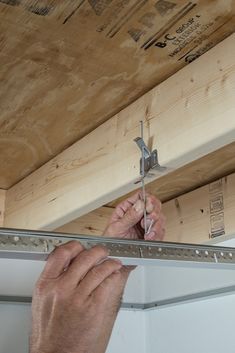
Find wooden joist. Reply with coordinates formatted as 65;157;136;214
164;173;235;244
0;190;5;227
1;0;234;189
56;207;113;236
4;34;235;230
108;141;235;206
57;172;235;245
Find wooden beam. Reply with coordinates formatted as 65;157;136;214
0;190;6;227
1;1;234;190
164;173;235;244
56;207;113;236
4;34;235;230
108;141;235;206
58;172;235;244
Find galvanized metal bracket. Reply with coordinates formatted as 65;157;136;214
134;137;166;177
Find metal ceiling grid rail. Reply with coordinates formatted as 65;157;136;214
1;228;235;310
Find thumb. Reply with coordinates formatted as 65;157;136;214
121;200;144;229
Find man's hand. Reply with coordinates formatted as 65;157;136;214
103;191;165;240
30;241;131;353
30;192;165;353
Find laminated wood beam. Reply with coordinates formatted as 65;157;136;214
0;190;5;227
163;173;235;244
57;173;235;245
56;207;113;236
4;34;235;230
107;141;235;206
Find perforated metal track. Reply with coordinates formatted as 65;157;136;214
0;228;235;269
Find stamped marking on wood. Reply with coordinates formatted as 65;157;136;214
209;180;225;238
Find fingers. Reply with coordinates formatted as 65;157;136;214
146;194;162;213
141;194;166;240
144;213;166;240
141;210;160;228
41;241;84;279
77;259;123;297
61;246;109;288
121;199;144;229
110;191;142;222
104;194;144;237
93;267;130;308
104;190;166;241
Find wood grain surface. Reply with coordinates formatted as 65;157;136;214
4;34;235;230
1;0;234;188
0;190;6;226
108;142;235;206
57;172;235;245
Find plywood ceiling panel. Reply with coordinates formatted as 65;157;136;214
0;0;234;189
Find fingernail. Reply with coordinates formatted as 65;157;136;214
133;200;144;213
113;259;123;265
146;201;154;213
145;231;156;240
146;218;154;229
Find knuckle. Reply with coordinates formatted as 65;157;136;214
103;259;122;272
82;252;94;263
109;270;123;285
103;272;118;287
66;240;85;252
113;270;122;280
92;260;121;277
52;241;84;258
68;240;83;248
85;253;98;265
92;245;109;258
78;246;108;266
53;246;70;260
109;259;122;268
